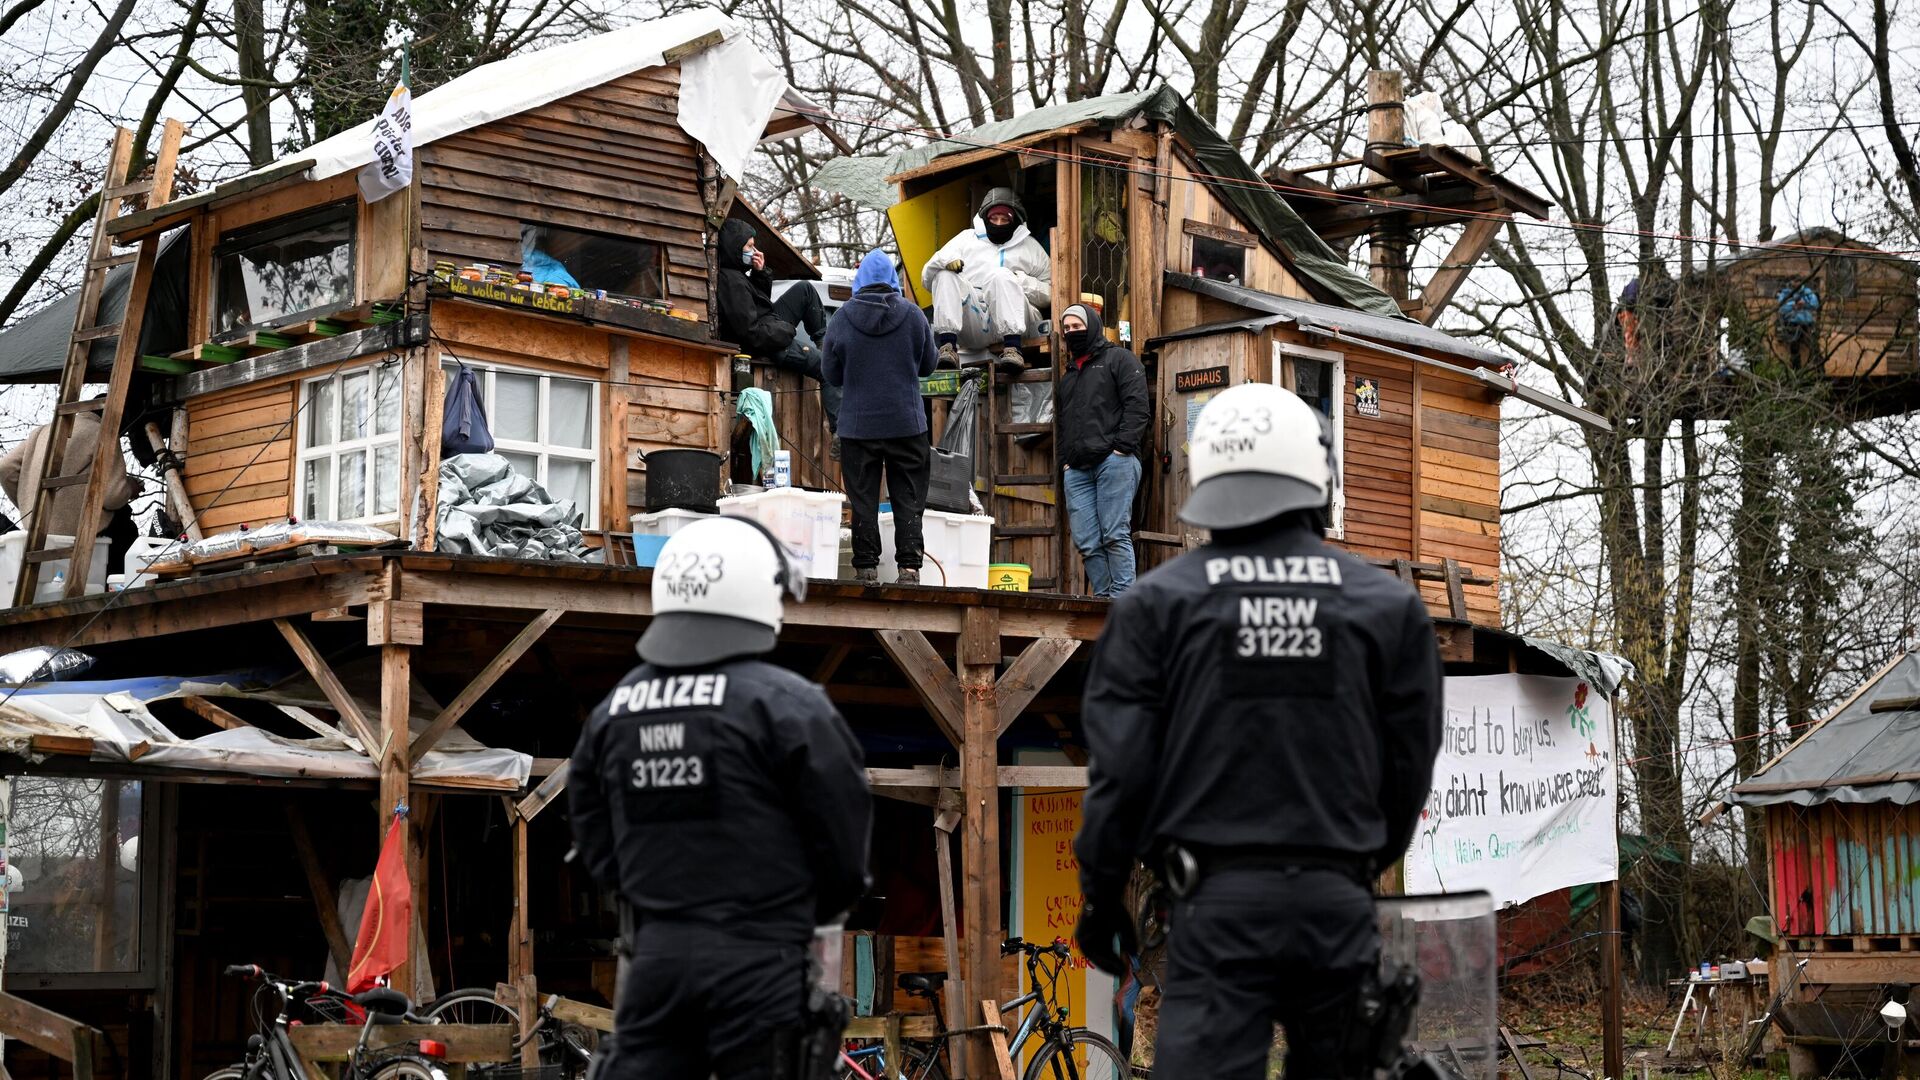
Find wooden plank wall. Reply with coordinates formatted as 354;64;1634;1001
183;382;297;531
419;65;710;313
1159;150;1310;334
1339;346;1416;561
1769;801;1920;938
1414;367;1501;624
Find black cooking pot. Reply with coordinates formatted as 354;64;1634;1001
641;448;725;514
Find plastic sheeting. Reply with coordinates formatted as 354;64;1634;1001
1728;653;1920;808
0;670;531;788
807;86;1408;320
436;453;586;561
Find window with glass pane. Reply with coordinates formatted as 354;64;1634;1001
442;360;600;527
1281;348;1345;533
297;363;404;523
8;778;143;974
215;203;356;335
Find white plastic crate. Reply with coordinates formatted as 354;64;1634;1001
0;531;112;606
717;489;845;579
878;509;993;588
630;508;715;537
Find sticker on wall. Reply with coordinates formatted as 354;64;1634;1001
1354;376;1382;418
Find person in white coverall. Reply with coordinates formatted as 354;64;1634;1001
921;187;1051;374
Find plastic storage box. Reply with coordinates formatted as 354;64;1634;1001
630;508;714;537
878;509;992;588
717;488;845;579
0;531;112;605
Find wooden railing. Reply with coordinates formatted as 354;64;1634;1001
0;990;107;1080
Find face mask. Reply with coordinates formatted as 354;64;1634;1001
1064;329;1092;355
742;249;755;266
985;218;1017;244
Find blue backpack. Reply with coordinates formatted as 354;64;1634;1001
442;363;495;455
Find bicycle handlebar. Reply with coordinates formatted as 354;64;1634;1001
222;965;338;998
999;937;1072;959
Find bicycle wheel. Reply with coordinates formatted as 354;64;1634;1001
201;1065;248;1080
1019;1028;1132;1080
421;987;520;1027
369;1056;450;1080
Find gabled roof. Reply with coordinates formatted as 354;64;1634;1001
110;8;837;239
810;86;1409;321
1728;652;1920;807
1722;227;1920;271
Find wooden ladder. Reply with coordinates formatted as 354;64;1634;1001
981;365;1066;591
15;120;183;605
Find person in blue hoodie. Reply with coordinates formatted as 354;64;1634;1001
823;250;939;586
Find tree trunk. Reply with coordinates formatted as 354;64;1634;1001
236;0;273;166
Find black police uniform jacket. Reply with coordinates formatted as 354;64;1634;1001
569;656;872;942
1074;523;1444;901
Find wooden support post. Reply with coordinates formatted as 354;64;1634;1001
875;629;965;748
993;638;1079;736
934;787;967;1079
958;607;1003;1075
1365;70;1410;302
978;1001;1016;1080
882;1014;903;1080
1416;215;1505;324
286;808;354;975
1601;878;1624;1080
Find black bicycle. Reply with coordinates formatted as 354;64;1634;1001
202;965;450;1080
417;987;597;1080
997;937;1132;1080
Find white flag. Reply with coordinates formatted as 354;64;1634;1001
358;79;413;204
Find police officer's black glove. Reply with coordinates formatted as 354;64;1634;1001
1075;897;1136;977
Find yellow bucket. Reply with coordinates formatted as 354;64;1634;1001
988;563;1031;592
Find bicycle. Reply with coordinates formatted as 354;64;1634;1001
203;965;450;1080
419;987;597;1080
835;973;952;1080
997;937;1131;1080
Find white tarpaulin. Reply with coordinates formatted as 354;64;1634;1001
1403;675;1618;906
246;8;826;187
0;673;530;789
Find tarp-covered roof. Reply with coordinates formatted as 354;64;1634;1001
244;7;829;189
1728;653;1920;808
0;229;189;383
810;86;1408;320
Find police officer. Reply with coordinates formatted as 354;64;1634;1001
570;515;872;1080
1073;381;1443;1079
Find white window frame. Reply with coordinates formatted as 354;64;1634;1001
444;359;602;528
294;362;405;525
1273;341;1346;538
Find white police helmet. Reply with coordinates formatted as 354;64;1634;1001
1180;382;1335;530
638;515;806;668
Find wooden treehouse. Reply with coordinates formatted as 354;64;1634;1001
816;84;1606;636
1723;652;1920;1077
0;25;1603;1080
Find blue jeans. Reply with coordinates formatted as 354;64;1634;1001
1064;452;1141;598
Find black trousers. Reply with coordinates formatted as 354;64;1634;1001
841;433;930;570
768;287;841;432
1151;866;1379;1080
605;923;805;1080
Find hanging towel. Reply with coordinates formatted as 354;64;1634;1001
735;387;778;480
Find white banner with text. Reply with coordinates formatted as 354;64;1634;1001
1403;675;1617;906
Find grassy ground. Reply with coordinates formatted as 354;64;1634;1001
1504;984;1787;1080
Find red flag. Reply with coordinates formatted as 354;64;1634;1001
347;812;412;992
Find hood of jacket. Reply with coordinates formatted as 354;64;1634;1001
1063;302;1111;362
969;215;1034;251
852;248;900;291
718;219;757;268
839;288;913;335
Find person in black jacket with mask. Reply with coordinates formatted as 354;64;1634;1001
1073;382;1443;1080
714;218;841;444
1056;303;1149;598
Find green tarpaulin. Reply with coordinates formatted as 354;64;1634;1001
809;87;1409;320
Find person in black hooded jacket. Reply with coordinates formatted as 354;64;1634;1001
714;218;841;440
1056;303;1149;598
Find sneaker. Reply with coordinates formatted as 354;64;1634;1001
830;435;841;461
995;346;1027;374
855;567;880;586
936;342;960;369
896;567;920;585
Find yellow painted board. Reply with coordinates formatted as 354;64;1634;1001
888;175;976;308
